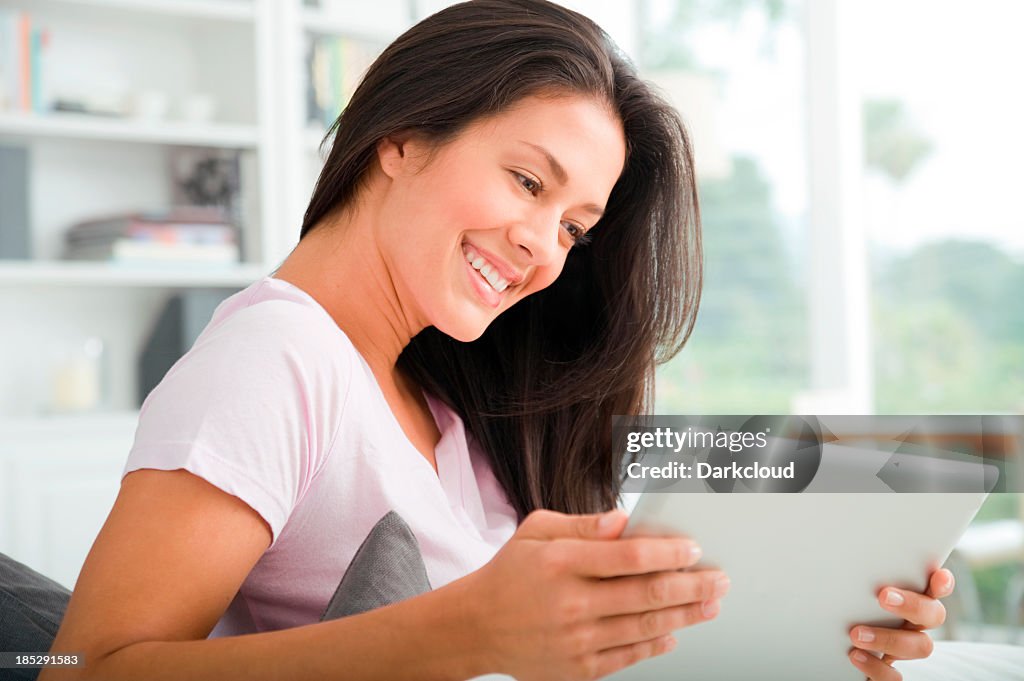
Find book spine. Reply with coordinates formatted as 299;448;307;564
30;24;40;114
17;12;30;112
67;220;238;243
35;27;50;114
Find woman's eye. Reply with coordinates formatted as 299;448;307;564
514;172;542;195
563;222;591;245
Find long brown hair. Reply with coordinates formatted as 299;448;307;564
301;0;702;518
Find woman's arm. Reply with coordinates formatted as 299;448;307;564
54;581;487;681
39;468;487;681
41;468;725;681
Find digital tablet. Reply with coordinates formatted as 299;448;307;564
609;486;988;680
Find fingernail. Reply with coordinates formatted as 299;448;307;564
702;599;719;618
713;576;731;598
852;650;868;663
857;627;875;643
688;543;703;563
663;635;677;652
885;589;905;606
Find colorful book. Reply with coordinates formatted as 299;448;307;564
18;11;29;112
0;10;51;113
66;223;238;246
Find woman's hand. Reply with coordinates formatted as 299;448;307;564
847;568;956;680
462;508;730;681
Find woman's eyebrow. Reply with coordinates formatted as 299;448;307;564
518;140;606;218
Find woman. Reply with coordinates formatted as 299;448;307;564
42;1;954;679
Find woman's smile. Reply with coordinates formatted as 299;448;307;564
461;242;512;309
459;240;532;310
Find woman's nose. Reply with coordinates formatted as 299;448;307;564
507;213;561;265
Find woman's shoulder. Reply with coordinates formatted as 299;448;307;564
199;276;358;359
149;277;362;401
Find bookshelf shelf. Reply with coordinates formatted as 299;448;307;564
24;0;255;23
0;260;265;287
0;112;260;149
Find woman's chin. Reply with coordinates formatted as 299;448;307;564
434;313;491;343
444;325;488;343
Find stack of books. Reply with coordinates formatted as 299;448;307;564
62;207;241;266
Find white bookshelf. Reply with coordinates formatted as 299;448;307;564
0;110;260;147
0;0;417;590
0;0;641;418
0;0;422;422
0;0;640;423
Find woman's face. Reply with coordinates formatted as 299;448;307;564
375;94;627;342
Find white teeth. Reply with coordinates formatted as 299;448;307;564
463;245;511;294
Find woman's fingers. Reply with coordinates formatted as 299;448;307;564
849;648;903;681
877;587;947;629
586;599;722;651
846;569;952;675
517;508;629;542
927;568;955;599
551;536;703;578
591;569;730;617
849;624;934;660
588;633;677;679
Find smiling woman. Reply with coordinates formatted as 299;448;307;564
35;2;716;681
293;0;702;519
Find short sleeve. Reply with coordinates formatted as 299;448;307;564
123;301;355;549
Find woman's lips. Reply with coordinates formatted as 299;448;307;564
463;254;502;308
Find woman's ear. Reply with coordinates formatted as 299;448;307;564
376;131;420;180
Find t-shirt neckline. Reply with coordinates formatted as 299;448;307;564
260;274;461;497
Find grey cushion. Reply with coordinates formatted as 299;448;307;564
320;510;432;621
0;553;71;680
0;510;431;680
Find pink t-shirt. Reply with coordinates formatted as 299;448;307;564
122;276;519;635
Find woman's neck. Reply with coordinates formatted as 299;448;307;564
272;204;425;390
